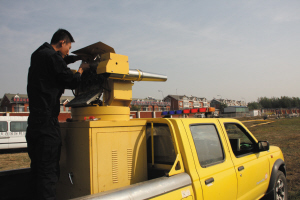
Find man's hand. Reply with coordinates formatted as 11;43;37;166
78;62;90;75
78;68;84;74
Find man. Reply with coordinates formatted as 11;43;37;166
26;29;89;200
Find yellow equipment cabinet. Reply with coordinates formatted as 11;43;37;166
57;120;148;200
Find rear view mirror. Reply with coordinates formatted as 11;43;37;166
258;141;270;152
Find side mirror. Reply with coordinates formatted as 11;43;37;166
257;141;270;152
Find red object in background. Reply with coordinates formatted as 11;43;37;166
191;108;198;113
58;113;71;122
183;109;190;114
199;108;206;112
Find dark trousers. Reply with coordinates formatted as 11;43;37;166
26;117;61;200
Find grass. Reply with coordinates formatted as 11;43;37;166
0;117;299;199
0;152;30;171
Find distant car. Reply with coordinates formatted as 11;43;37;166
0;116;28;149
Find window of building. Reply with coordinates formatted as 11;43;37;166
14;106;25;112
142;107;152;111
0;122;8;132
183;102;189;108
224;123;256;157
160;107;167;111
190;124;224;167
60;105;64;112
10;121;27;132
194;102;200;107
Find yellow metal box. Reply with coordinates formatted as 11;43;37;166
57;120;148;200
97;53;129;75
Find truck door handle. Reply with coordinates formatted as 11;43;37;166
238;166;244;171
205;177;214;185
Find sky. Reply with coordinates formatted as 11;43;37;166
1;0;300;103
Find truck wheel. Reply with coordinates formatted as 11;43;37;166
265;171;287;200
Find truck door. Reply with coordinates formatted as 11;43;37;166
0;121;9;149
182;119;238;200
220;121;269;200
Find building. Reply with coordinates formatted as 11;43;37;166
250;109;262;117
222;106;249;118
59;96;75;113
224;106;249;113
0;93;74;113
0;93;75;121
129;97;170;119
130;96;171;112
0;93;29;112
0;93;218;119
210;98;246;109
163;95;209;111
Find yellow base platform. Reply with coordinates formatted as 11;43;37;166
71;106;130;121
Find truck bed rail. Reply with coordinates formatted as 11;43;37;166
72;172;192;200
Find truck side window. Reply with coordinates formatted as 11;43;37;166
0;121;8;132
10;122;27;132
146;123;176;165
224;123;256;157
190;124;224;167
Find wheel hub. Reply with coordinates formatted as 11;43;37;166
275;178;285;200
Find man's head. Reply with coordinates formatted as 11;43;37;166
51;29;75;58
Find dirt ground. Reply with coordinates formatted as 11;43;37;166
0;117;299;199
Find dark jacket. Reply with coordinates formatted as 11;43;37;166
27;42;81;118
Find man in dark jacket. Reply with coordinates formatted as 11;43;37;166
26;29;88;200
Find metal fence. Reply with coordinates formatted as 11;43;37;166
220;113;251;118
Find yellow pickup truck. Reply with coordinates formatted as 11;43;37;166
0;42;286;200
50;42;287;200
60;117;286;200
0;118;286;200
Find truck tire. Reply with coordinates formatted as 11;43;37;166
264;171;287;200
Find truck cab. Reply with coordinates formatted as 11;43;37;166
141;118;284;200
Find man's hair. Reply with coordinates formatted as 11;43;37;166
50;29;75;44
